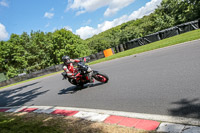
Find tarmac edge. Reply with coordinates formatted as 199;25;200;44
0;106;200;132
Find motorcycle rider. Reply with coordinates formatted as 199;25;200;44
62;55;93;83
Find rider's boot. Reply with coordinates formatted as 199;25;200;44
88;71;94;83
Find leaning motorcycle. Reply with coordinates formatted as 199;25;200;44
62;58;109;86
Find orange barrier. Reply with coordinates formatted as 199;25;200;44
103;48;113;57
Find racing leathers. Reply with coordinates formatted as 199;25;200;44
62;59;93;83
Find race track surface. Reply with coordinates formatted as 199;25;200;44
1;39;200;119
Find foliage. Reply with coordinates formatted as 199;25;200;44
86;0;200;53
0;29;90;78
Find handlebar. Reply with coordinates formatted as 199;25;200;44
80;57;90;63
77;62;88;72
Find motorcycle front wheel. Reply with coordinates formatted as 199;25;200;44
93;72;109;83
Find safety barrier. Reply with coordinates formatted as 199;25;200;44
119;19;199;53
0;19;199;87
0;64;63;87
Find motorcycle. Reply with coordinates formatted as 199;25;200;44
62;57;109;86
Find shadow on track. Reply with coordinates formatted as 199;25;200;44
58;82;105;95
0;82;49;107
169;98;200;119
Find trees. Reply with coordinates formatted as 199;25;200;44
0;29;90;78
86;0;200;53
51;29;90;63
154;0;200;26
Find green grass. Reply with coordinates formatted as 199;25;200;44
0;113;63;133
1;29;200;89
89;29;200;65
0;113;147;133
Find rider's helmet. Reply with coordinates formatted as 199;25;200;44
62;55;70;64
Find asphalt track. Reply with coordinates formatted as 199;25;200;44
0;39;200;120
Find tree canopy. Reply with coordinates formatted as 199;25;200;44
0;29;90;78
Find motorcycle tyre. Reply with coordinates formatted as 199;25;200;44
93;72;109;83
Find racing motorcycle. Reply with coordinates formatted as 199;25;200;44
62;58;109;86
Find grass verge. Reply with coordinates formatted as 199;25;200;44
0;112;149;133
89;29;200;65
